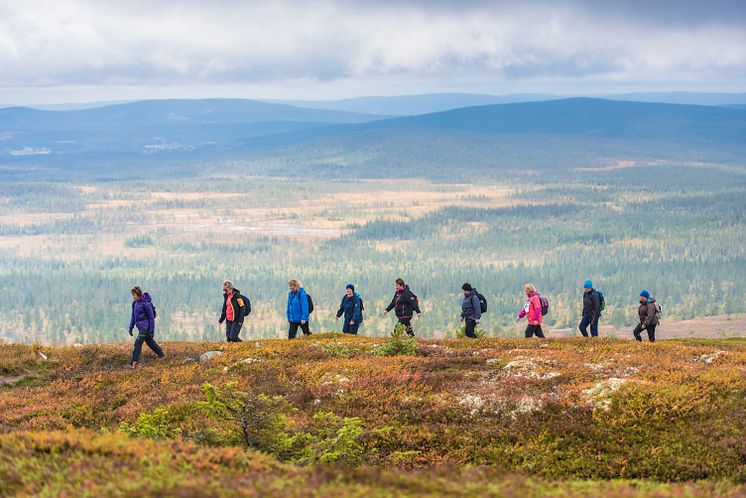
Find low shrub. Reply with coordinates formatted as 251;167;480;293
455;322;487;339
119;407;181;440
376;323;417;356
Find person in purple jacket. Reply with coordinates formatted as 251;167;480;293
128;286;164;368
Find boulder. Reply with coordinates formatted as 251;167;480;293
199;351;223;363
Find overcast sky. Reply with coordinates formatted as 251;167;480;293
1;0;745;104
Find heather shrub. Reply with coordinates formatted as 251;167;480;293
455;322;487;339
291;411;365;466
376;323;416;356
199;382;296;454
119;407;181;440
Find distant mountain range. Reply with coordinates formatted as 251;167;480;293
269;92;746;116
356;98;746;141
1;97;745;179
0;99;382;163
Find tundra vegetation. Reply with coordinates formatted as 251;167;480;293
0;335;744;496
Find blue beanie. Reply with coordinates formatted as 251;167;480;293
346;284;355;291
583;280;593;289
640;290;650;299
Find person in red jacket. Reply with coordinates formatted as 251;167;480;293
218;280;250;342
516;283;545;338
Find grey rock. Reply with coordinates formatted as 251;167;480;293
199;351;223;363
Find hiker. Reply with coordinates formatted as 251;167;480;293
634;290;659;342
218;280;250;342
128;286;164;367
460;283;481;338
287;279;312;339
384;278;421;336
579;279;601;337
516;283;545;338
336;284;364;335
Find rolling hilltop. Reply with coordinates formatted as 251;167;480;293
2;97;745;177
269;91;746;116
1;335;744;496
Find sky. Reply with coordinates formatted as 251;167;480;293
1;0;745;105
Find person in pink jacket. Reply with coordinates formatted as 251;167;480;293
516;283;546;338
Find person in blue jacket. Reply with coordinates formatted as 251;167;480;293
336;284;364;335
128;286;164;367
287;279;312;339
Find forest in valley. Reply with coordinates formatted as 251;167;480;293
1;156;744;344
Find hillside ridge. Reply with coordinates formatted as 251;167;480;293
1;335;744;496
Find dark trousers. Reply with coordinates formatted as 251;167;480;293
579;315;599;337
464;318;478;338
130;328;164;364
397;318;414;336
525;324;545;338
633;323;656;342
288;321;311;339
342;321;360;335
225;320;243;342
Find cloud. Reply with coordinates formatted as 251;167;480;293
0;0;744;94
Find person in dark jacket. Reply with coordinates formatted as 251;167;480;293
336;284;364;335
579;279;601;337
384;278;421;337
287;279;312;339
128;286;164;367
634;290;659;342
218;280;250;342
460;283;481;339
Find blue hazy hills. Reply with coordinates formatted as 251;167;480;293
1;96;744;178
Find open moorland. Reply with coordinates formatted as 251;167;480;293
1;335;745;496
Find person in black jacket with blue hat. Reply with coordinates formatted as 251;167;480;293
336;284;364;335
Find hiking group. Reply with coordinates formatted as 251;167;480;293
127;278;661;366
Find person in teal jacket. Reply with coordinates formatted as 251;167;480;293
287;279;312;339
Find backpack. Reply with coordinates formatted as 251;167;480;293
538;294;549;316
596;291;605;312
476;292;488;313
653;302;662;321
342;294;365;312
306;293;314;314
237;295;251;316
133;300;157;319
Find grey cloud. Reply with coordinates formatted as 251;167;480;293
0;0;743;91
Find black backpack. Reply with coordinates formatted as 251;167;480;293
596;290;606;313
133;300;157;319
476;292;488;313
538;294;549;316
306;293;314;314
238;294;251;316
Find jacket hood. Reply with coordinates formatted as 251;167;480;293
141;292;152;303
